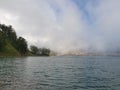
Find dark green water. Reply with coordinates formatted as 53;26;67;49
0;56;120;90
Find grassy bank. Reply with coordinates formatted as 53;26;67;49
0;43;20;57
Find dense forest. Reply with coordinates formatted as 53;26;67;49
0;23;51;56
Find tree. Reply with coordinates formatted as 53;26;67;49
30;45;39;55
16;37;28;55
30;45;51;56
0;31;6;51
40;48;50;56
0;23;28;56
0;24;17;47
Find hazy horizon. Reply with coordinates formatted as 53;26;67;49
0;0;120;53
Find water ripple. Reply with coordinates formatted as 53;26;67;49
0;56;120;90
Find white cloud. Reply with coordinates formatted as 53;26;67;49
0;0;120;53
85;0;120;52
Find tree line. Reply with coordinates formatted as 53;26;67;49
0;23;51;56
30;45;50;56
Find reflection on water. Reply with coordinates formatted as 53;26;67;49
0;56;120;90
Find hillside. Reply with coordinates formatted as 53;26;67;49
0;24;28;57
0;42;20;57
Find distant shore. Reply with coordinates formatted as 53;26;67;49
57;52;120;57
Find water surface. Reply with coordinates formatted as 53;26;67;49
0;56;120;90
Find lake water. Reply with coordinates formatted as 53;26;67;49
0;56;120;90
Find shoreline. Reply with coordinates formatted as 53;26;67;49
0;54;120;58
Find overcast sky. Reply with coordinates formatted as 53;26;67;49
0;0;120;52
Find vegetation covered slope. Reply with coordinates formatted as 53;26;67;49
0;24;28;56
0;23;51;57
0;42;20;56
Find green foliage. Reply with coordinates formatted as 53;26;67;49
30;45;51;56
0;42;20;56
0;31;6;51
16;37;28;55
0;23;51;57
0;23;28;56
30;45;39;55
0;24;17;41
40;48;50;56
